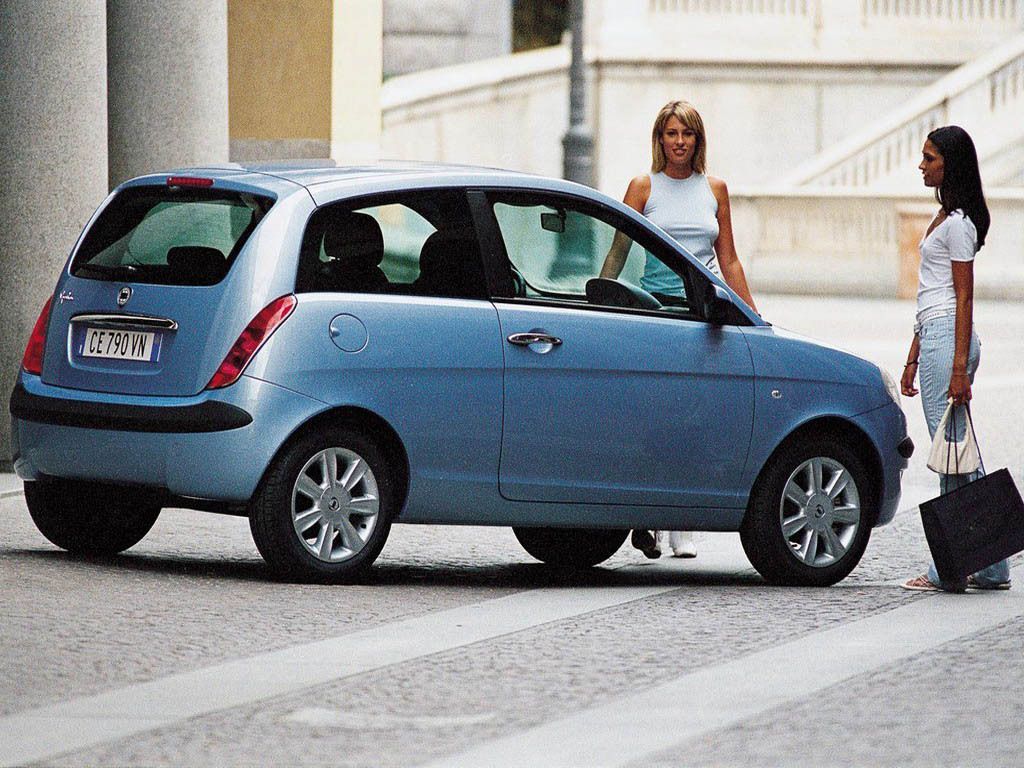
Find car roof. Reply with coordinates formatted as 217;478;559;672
124;160;597;200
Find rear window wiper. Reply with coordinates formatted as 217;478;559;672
74;262;142;278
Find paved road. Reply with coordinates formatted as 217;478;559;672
2;295;1023;767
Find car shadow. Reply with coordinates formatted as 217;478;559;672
9;548;270;582
7;547;763;589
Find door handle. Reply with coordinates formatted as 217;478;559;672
507;332;562;347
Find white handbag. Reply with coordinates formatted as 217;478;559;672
926;401;981;474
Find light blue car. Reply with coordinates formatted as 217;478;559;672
9;163;912;585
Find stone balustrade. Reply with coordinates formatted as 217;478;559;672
731;188;1024;298
785;34;1024;189
589;0;1023;63
644;0;1021;25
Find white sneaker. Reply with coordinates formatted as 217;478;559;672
669;531;697;558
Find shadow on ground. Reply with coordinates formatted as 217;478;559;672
6;546;769;589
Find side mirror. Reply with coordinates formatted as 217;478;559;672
702;283;734;325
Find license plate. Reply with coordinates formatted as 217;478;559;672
80;327;160;362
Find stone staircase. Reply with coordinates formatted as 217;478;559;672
784;34;1024;189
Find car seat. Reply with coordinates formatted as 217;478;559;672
412;230;487;298
318;211;389;293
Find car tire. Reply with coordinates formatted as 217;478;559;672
249;426;395;583
513;527;628;568
740;435;874;587
25;480;161;555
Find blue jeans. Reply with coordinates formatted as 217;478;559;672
918;314;1010;588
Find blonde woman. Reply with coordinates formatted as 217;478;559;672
601;100;756;559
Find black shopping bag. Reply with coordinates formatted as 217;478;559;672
920;467;1024;583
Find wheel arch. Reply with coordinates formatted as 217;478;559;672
258;406;411;516
743;416;884;528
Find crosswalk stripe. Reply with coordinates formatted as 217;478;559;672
427;565;1024;768
0;583;677;767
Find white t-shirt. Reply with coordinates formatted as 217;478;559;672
916;209;977;328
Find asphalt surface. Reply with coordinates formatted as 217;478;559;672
2;295;1023;767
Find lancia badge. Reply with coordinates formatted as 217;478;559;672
117;287;132;307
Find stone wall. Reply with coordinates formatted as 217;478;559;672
383;0;512;77
730;189;1024;300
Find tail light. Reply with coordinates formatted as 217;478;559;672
22;296;53;375
206;295;297;390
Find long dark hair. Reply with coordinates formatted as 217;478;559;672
927;125;990;248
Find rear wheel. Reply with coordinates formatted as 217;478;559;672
513;527;628;568
250;426;395;583
740;436;873;587
25;480;161;555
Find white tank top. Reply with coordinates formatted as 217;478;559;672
641;171;719;296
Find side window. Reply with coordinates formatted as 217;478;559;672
491;197;693;314
296;190;487;299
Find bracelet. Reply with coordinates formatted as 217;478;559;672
904;360;918;367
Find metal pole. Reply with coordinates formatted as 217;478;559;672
562;0;593;187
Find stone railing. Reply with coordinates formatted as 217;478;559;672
647;0;814;17
589;0;1023;63
861;0;1021;22
731;187;1024;298
783;34;1024;188
645;0;1022;24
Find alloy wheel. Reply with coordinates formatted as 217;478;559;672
778;456;861;568
291;447;380;562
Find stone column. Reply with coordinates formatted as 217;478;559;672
107;0;229;187
0;0;109;467
332;0;383;163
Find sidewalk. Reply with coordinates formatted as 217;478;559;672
1;472;21;497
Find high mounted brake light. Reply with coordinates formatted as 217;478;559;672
167;176;214;188
22;296;53;375
206;295;297;390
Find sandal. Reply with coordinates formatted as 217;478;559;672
966;575;1011;591
901;574;966;593
901;574;941;592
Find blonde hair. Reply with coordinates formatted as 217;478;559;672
651;100;707;174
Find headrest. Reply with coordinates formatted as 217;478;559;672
419;230;459;270
323;211;384;268
415;230;486;297
166;245;225;284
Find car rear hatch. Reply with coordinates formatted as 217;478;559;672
40;177;280;397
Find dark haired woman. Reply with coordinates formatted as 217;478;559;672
901;125;1010;592
600;100;756;559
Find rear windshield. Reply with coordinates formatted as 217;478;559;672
71;186;274;286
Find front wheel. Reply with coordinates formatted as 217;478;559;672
513;527;628;568
25;480;161;555
250;426;395;583
740;437;874;587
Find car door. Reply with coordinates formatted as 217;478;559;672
480;191;755;510
279;189;506;523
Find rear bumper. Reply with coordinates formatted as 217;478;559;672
10;383;252;433
10;373;324;502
